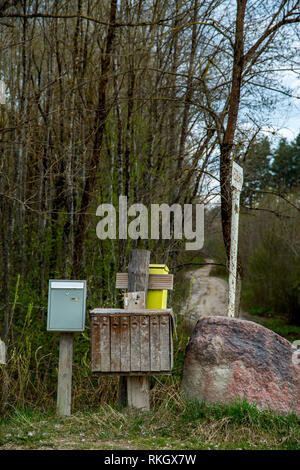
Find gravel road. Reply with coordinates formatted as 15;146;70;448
182;260;248;333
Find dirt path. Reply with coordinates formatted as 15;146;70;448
182;260;249;332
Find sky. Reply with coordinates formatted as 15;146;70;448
264;72;300;143
203;70;300;206
273;109;299;142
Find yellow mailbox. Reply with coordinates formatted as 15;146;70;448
146;264;169;309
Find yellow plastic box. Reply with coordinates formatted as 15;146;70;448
146;264;169;309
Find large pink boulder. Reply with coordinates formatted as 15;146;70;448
180;316;300;416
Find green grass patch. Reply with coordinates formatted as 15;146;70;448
249;315;300;342
0;396;299;450
248;306;272;317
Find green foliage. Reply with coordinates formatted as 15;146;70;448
209;262;228;280
242;136;272;207
248;315;300;343
271;135;300;192
248;306;271;317
242;231;300;325
171;316;190;381
241;133;300;207
208;242;228;280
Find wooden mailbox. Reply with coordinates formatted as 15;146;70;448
90;262;174;384
90;308;173;375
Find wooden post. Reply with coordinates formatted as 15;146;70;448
118;249;151;411
227;162;243;318
0;339;6;364
0;80;6;105
0;87;6;364
127;250;150;294
57;333;74;416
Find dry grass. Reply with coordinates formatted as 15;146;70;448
1;384;299;450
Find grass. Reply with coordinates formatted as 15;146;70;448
0;395;299;450
247;314;300;343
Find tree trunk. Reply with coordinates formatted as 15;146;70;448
72;0;117;278
220;0;247;304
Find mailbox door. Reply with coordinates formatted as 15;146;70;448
47;281;86;331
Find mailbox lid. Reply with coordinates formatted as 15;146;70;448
47;279;87;331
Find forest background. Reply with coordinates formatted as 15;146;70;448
0;0;300;413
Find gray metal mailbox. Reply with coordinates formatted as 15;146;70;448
47;280;87;332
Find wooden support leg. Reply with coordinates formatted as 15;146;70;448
57;333;74;417
127;376;150;411
126;249;151;411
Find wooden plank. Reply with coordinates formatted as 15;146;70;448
119;292;144;401
121;249;151;410
57;333;74;416
140;315;150;371
160;314;170;371
91;308;172;315
128;250;150;292
91;315;101;371
120;314;130;371
96;371;172;376
116;273;173;290
148;274;173;289
124;291;145;309
100;314;110;371
127;376;150;411
170;316;174;370
123;292;144;373
126;249;150;410
150;315;160;371
130;315;141;371
110;315;121;371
